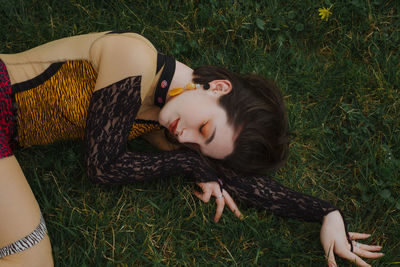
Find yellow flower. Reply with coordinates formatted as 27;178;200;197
318;7;332;21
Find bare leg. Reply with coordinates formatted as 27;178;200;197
0;156;53;266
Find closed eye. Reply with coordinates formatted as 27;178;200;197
199;121;208;135
205;128;216;145
199;121;216;145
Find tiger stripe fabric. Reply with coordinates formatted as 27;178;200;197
14;60;97;146
13;60;160;147
0;214;47;258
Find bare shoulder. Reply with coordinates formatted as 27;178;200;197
90;32;157;58
90;32;158;91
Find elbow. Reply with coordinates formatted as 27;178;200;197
86;169;102;184
85;162;105;184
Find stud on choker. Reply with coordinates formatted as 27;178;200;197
203;83;210;90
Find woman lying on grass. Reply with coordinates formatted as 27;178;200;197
0;31;383;266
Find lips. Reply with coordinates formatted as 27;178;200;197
168;118;179;135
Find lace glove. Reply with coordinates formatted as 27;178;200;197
84;76;218;184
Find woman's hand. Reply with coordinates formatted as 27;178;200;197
320;210;384;267
194;181;242;222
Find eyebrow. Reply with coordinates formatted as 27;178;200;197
205;127;216;145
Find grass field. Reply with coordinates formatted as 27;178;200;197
0;0;399;266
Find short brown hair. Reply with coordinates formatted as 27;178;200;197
192;66;289;175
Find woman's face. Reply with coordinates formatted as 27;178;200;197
158;80;236;159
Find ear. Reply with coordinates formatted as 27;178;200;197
208;80;232;96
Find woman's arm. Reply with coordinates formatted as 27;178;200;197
196;173;383;266
84;75;219;184
220;172;336;222
215;172;383;266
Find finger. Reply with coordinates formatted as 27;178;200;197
349;232;371;240
194;189;212;203
325;242;337;267
353;243;384;259
222;190;242;218
193;191;203;201
355;248;384;259
214;196;225;223
194;190;211;203
358;243;382;252
338;249;371;267
203;189;212;203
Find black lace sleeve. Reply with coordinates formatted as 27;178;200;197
220;170;338;222
220;172;352;247
84;76;342;226
84;76;218;184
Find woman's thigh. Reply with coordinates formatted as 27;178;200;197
0;156;53;266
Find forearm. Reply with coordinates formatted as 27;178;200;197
221;173;337;222
86;148;218;184
84;76;218;185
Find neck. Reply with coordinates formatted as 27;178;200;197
167;60;194;100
